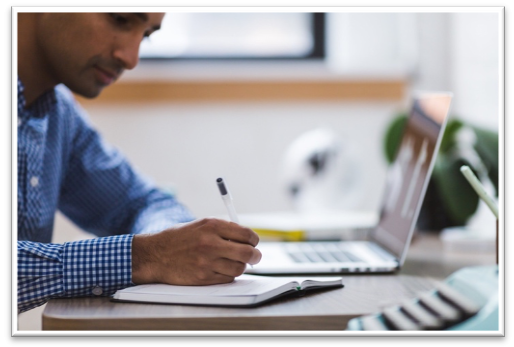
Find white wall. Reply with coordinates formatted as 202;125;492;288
327;11;500;131
47;100;402;247
449;13;500;131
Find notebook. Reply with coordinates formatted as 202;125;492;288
112;274;343;307
245;92;453;275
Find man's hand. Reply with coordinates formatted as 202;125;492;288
131;218;262;285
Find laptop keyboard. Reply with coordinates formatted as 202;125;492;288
284;242;363;263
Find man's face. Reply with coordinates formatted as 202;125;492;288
34;13;164;98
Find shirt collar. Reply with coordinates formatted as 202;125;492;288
17;77;57;119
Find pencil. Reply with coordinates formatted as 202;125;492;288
460;165;499;219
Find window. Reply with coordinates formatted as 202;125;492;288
76;12;407;104
139;13;325;60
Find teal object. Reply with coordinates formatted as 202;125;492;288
346;265;499;331
446;266;498;331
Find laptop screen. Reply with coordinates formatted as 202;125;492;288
372;93;452;263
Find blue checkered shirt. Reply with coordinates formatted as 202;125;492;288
17;78;194;313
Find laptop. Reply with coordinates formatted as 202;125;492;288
245;92;453;275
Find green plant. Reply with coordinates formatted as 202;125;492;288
384;114;499;229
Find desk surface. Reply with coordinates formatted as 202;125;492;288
42;232;496;331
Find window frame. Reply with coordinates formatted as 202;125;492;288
139;13;326;61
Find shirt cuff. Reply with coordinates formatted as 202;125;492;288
62;234;134;298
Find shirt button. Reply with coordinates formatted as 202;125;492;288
92;286;103;296
18;117;22;127
30;176;39;187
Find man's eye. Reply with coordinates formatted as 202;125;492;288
109;13;128;25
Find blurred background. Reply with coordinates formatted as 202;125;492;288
72;11;500;228
19;10;502;330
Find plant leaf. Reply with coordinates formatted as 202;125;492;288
438;118;464;153
383;114;407;164
472;126;499;196
432;156;480;224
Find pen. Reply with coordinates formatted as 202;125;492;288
216;177;239;223
460;165;499;219
216;177;253;268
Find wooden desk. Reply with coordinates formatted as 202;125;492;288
42;232;496;331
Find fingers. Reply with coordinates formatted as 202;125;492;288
192;218;262;265
194;218;259;247
218;240;262;265
211;258;248;278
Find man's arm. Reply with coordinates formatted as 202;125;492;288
18;220;262;312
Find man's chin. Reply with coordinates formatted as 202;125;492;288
70;85;104;99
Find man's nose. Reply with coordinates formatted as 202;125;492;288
112;35;141;70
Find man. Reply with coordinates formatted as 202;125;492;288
17;12;261;313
